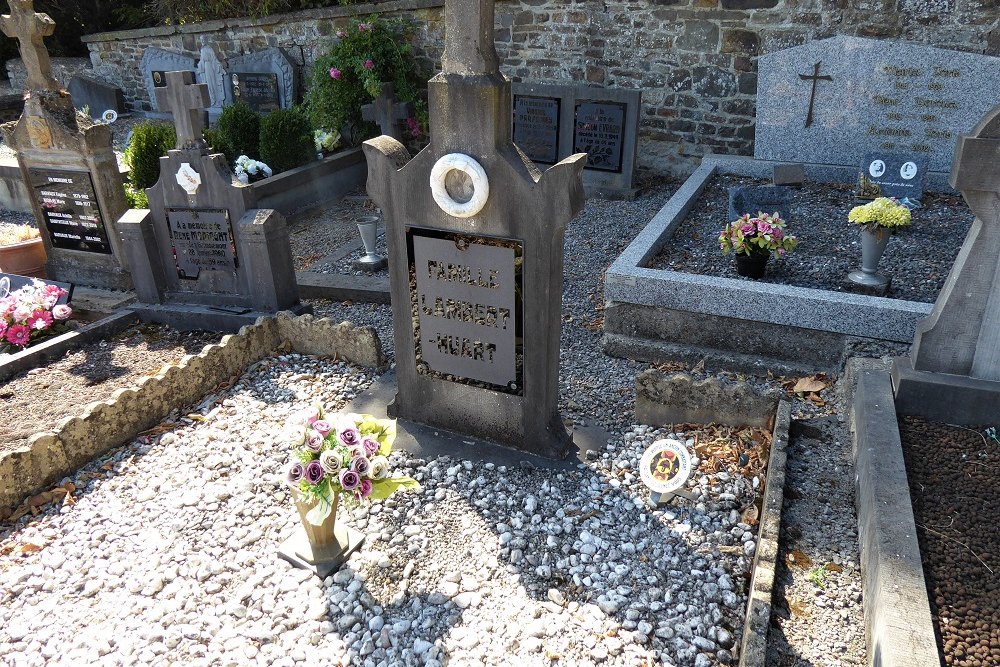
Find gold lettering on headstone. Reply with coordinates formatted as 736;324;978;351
886;112;903;121
920;113;938;122
868;126;912;137
925;128;953;139
894;81;909;90
26;116;51;148
915;97;959;109
912;144;931;153
873;95;901;106
932;67;961;78
881;64;922;76
880;142;897;149
927;81;944;91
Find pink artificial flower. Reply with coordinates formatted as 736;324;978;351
329;67;342;80
0;296;14;317
52;304;72;320
772;227;784;240
0;321;6;339
313;420;333;437
363;59;375;70
27;309;52;330
42;284;64;299
756;220;772;235
336;30;346;39
405;117;421;139
358;22;371;32
739;221;754;234
12;305;31;322
6;323;30;347
358;478;373;498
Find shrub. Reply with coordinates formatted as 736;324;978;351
259;107;315;174
124;183;149;209
213;103;261;163
304;17;426;145
124;122;175;190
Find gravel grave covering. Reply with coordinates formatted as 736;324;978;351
647;175;974;303
311;233;388;277
0;323;220;456
288;196;376;273
899;417;1000;667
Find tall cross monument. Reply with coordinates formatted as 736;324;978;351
363;0;587;459
0;0;57;92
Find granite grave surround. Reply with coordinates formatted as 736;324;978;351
602;155;937;372
0;312;384;512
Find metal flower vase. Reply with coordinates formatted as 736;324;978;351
848;227;890;288
277;489;365;577
352;215;387;272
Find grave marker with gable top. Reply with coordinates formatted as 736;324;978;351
117;71;305;331
363;0;587;459
0;0;131;290
893;102;1000;424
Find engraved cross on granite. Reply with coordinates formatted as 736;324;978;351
155;70;210;151
361;83;413;141
0;0;58;92
798;61;832;129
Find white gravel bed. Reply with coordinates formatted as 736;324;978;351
0;350;759;667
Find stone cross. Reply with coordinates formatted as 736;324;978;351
154;70;210;151
361;83;414;141
798;62;832;129
0;0;58;92
910;104;1000;380
441;0;498;76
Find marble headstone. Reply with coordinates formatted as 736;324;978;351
756;36;1000;174
228;48;297;113
141;47;196;114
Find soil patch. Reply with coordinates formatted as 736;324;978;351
1;324;221;456
647;175;974;303
899;416;1000;667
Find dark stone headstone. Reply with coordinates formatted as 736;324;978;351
772;163;804;187
28;166;112;254
232;72;280;113
0;272;72;303
67;74;125;118
166;207;238;280
140;48;196;113
513;95;560;164
728;185;793;222
228;48;296;110
573;101;626;173
857;152;927;201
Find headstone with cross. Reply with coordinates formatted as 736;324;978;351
0;0;131;290
363;0;587;459
361;83;413;142
893;103;1000;424
797;62;832;129
116;70;305;330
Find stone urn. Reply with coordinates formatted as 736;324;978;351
848;227;890;288
735;249;769;280
0;236;47;278
278;489;365;577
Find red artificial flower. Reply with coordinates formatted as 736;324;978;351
6;323;31;347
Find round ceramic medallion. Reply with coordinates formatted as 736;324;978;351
429;153;489;218
639;439;694;494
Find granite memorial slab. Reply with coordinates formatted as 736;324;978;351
756;36;1000;174
511;81;640;197
228;48;297;111
857;151;927;201
141;47;196;114
67;74;125;119
728;185;792;222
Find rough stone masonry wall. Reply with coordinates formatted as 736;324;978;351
82;0;999;176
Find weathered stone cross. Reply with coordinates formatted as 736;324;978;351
0;0;58;92
440;0;498;76
155;70;210;151
361;83;414;141
798;61;832;129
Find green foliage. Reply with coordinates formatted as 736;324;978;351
213;103;262;162
806;566;828;589
123;122;175;190
124;183;149;209
259;107;315;174
304;17;426;145
140;0;348;24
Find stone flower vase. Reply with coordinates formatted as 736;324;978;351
278;488;365;577
848;227;890;288
0;236;47;278
735;249;770;279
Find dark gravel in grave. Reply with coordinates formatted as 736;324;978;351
899;417;1000;667
647;175;974;304
0;324;221;456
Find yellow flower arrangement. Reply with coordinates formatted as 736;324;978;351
0;225;40;247
848;197;912;234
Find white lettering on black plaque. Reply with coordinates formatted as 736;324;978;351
166;208;238;280
513;95;560;164
28;167;112;254
412;231;518;388
574;101;626;173
232;73;280;113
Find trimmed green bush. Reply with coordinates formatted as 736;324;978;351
259;107;315;174
123;122;175;190
213;103;261;162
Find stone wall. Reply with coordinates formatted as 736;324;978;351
6;57;90;92
82;0;1000;175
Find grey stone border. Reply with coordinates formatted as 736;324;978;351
251;148;367;219
604;155;937;345
295;229;391;304
851;370;941;667
0;312;385;510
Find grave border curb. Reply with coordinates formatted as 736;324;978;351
0;312;386;511
850;369;941;667
739;399;790;667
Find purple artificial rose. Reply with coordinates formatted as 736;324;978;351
306;430;324;452
362;437;380;456
313;420;333;437
287;462;305;484
329;67;342;80
305;460;325;485
359;479;373;498
336;30;346;38
339;427;360;447
352;455;371;476
363;59;375;70
340;469;361;491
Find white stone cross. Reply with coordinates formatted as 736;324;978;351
0;0;58;92
155;70;210;151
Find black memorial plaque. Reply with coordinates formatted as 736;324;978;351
573;101;626;173
28;167;112;254
409;228;521;390
166;208;238;280
513;95;560;165
232;73;281;113
152;70;167;88
857;152;928;201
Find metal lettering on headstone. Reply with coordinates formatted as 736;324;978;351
574;101;626;173
165;208;238;280
513;95;560;164
411;230;520;389
28;167;111;254
232;73;280;113
857;152;927;200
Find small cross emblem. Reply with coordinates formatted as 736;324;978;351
154;70;210;150
361;83;414;141
798;62;833;129
0;0;58;92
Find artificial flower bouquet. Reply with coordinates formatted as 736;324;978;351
285;409;418;525
848;197;912;234
0;224;40;246
234;155;273;185
0;278;72;352
718;212;799;258
314;129;342;154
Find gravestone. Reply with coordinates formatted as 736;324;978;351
0;0;131;290
728;185;792;222
361;83;413;142
0;272;72;304
511;82;641;198
364;0;587;458
196;39;231;120
141;47;196;115
67;74;125;119
228;48;297;113
857;152;927;201
756;36;1000;174
117;71;304;330
893;102;1000;424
